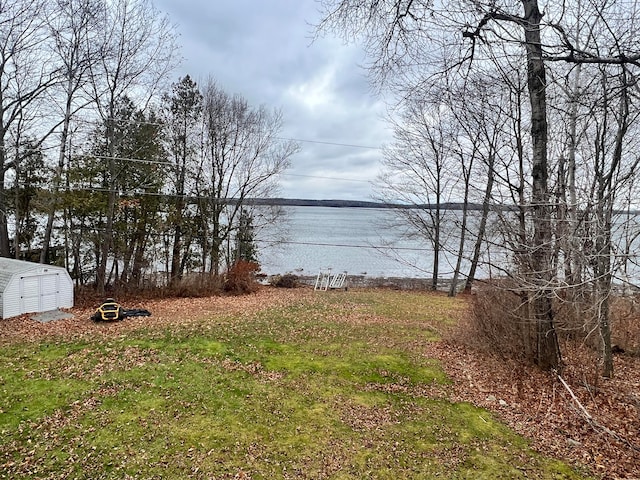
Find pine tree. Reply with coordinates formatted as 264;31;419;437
233;209;258;264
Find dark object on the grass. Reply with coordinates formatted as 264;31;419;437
91;298;151;322
124;308;151;317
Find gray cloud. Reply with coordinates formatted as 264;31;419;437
155;0;390;200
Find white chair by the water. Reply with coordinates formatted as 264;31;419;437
329;272;347;290
314;269;347;291
314;269;332;291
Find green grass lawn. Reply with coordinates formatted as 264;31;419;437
0;289;590;479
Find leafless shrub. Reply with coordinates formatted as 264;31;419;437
456;279;640;371
167;274;226;298
223;261;260;294
610;296;640;355
452;280;537;363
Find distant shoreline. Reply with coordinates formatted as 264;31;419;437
247;198;486;210
247;198;640;214
269;274;465;292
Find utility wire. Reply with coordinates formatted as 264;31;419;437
255;239;430;252
282;173;372;183
11;115;382;150
275;136;381;150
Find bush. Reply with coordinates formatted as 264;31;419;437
224;260;260;294
271;273;299;288
461;280;538;362
165;274;225;298
456;279;640;369
610;295;640;355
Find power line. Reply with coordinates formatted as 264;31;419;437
255;239;430;252
7;150;376;187
28;115;382;150
276;137;381;150
283;173;372;183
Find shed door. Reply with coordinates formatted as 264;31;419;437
20;276;41;313
19;274;60;314
40;274;59;311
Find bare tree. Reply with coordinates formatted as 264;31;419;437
581;65;640;377
378;100;457;290
40;0;102;264
0;0;58;257
87;0;177;294
317;0;640;372
161;75;203;285
444;70;513;295
198;79;298;276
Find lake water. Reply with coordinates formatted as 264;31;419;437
256;206;466;279
255;205;640;285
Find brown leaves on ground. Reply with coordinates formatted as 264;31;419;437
426;340;640;479
1;287;639;478
0;286;313;344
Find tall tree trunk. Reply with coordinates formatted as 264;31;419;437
210;203;223;276
522;0;561;370
465;152;495;293
96;185;117;295
430;155;442;292
0;162;10;257
96;117;117;295
170;212;183;285
595;207;613;378
13;160;21;259
41;80;74;264
450;187;469;297
450;143;475;296
431;202;440;291
594;67;630;378
566;64;582;286
131;222;148;287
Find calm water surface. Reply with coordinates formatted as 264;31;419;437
257;206;446;279
255;205;640;284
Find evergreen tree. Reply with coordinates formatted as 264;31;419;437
11;139;48;259
233;209;258;264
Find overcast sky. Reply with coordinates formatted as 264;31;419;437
154;0;391;201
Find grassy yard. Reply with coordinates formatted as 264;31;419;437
0;289;590;479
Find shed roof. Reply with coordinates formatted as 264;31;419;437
0;258;51;273
0;258;68;292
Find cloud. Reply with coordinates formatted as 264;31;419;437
286;66;337;112
155;0;391;200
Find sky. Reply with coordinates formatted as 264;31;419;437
153;0;391;201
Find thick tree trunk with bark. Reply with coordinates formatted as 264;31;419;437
522;0;561;370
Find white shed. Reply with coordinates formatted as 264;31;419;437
0;258;74;319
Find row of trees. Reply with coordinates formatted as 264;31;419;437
318;0;640;376
1;0;297;294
